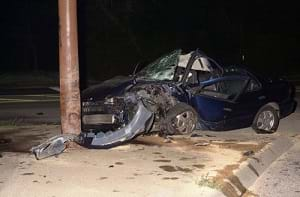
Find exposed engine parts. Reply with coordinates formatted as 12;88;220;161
131;84;177;112
129;84;179;132
80;101;154;149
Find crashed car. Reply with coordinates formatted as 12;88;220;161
81;49;296;147
32;49;297;159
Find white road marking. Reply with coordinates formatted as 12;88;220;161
49;86;60;92
0;99;59;104
0;98;37;101
0;95;59;104
0;94;59;98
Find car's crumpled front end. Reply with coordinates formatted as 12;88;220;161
82;96;131;132
80;100;154;149
32;93;154;159
81;75;137;132
81;80;158;143
30;49;204;159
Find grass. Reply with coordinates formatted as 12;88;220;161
196;173;221;189
0;71;59;88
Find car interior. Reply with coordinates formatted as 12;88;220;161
200;78;249;100
172;52;252;101
173;52;214;84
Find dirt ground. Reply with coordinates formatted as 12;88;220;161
0;125;275;197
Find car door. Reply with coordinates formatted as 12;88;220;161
190;76;249;130
224;77;265;129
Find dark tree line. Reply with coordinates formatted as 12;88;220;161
77;0;245;80
1;0;299;80
0;0;58;72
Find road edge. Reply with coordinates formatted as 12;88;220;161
218;136;294;196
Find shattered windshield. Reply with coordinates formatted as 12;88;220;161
137;49;181;81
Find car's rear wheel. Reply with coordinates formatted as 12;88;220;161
252;105;279;133
163;103;197;135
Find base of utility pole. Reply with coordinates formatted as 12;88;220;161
58;0;81;135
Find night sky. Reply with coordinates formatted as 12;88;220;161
1;0;299;81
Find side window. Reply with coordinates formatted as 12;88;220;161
203;83;217;91
200;78;247;100
220;79;248;99
246;79;261;92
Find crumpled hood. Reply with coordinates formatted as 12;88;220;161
81;76;134;101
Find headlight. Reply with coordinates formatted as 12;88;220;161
82;101;97;107
104;97;115;105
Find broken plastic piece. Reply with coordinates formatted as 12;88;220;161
80;101;154;148
31;134;78;160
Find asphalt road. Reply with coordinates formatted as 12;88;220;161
0;94;60;124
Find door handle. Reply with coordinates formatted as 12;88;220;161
223;108;232;112
258;95;266;100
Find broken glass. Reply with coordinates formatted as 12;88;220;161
137;49;181;81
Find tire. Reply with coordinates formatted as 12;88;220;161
163;103;198;135
252;105;279;133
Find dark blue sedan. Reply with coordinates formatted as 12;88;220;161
81;49;296;145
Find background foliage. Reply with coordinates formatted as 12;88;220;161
1;0;299;81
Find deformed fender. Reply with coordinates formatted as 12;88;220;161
31;101;154;159
79;101;154;148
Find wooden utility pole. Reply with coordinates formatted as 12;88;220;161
58;0;81;134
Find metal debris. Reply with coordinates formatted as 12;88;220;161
31;134;78;160
31;101;154;159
